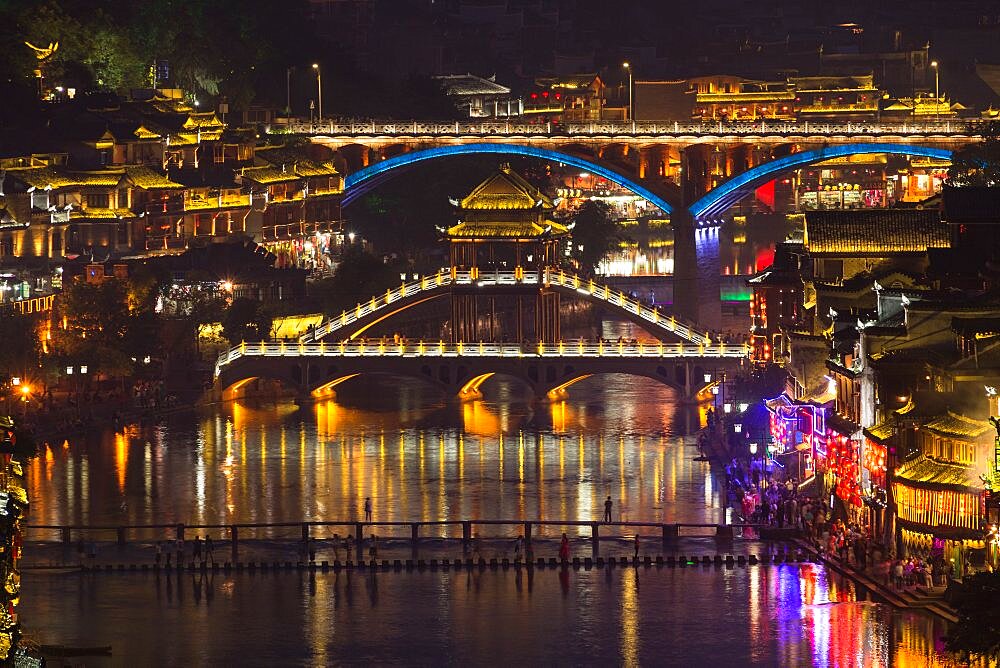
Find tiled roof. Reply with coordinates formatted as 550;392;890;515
435;74;511;96
7;167;125;189
894;455;976;490
125;166;184;190
864;422;895;443
445;220;568;239
71;207;135;220
240;166;300;185
460;166;554;211
7;167;78;189
923;411;992;439
804;209;950;255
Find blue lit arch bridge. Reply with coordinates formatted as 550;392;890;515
294;118;972;220
214;339;748;402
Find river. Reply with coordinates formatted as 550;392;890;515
19;374;953;666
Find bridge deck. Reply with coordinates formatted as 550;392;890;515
286;119;982;139
216;340;749;377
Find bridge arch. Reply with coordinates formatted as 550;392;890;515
689;143;953;220
341;142;678;212
304;271;714;345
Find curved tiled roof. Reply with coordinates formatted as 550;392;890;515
924;411;992;439
804;209;950;255
894;455;976;490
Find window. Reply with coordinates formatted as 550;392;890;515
118;188;129;209
86;193;110;208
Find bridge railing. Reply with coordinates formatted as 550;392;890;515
302;268;712;346
278;119;983;138
542;269;710;345
215;339;750;376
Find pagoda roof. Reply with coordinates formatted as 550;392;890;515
459;165;554;211
445;219;569;239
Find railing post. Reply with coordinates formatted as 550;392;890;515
524;521;532;546
355;522;364;561
61;527;71;545
591;522;600;550
462;521;471;549
301;523;310;542
117;527;126;546
231;525;239;560
411;523;419;549
176;523;185;542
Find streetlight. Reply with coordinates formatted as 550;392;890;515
312;64;323;123
930;60;940;123
622;62;633;122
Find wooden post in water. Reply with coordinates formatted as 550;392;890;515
662;524;679;543
411;523;419;549
231;525;239;560
355;523;364;562
524;522;532;546
462;521;471;550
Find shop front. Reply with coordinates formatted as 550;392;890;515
825;418;864;522
893;455;987;577
766;395;823;488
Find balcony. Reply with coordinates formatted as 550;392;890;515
184;193;252;211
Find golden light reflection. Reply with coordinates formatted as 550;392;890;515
462;400;501;436
621;568;639;668
114;431;129;493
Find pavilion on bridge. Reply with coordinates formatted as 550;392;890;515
444;164;569;343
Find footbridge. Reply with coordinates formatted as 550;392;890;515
215;340;747;401
302;269;712;345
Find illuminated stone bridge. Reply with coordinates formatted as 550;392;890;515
301;269;712;346
281;119;975;219
214;339;747;401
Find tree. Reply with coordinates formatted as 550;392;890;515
311;245;402;317
947;121;1000;187
944;571;1000;660
0;317;39;378
221;298;273;345
569;200;624;277
48;277;161;379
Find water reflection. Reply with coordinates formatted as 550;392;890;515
20;566;951;667
29;376;723;540
20;374;954;665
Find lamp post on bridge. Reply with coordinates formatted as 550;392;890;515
622;62;633;122
931;60;940;123
312;63;323;123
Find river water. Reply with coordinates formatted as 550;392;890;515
20;375;953;666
